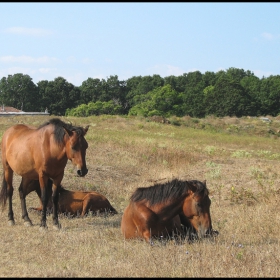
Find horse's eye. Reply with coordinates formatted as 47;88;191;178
72;145;78;151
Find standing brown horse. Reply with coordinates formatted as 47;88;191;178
121;178;215;244
0;118;89;229
26;179;118;217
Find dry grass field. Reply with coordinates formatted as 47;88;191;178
0;114;279;277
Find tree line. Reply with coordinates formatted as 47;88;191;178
0;67;279;118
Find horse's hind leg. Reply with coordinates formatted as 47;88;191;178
1;167;16;225
81;195;94;217
18;179;33;226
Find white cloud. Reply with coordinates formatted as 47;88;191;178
105;58;113;63
0;56;33;63
0;66;36;76
66;56;77;63
0;55;59;64
82;58;93;64
261;32;274;40
147;64;185;77
261;32;280;41
64;73;87;86
39;68;58;74
147;64;216;77
3;27;53;37
253;69;274;78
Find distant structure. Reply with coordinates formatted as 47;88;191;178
0;105;50;116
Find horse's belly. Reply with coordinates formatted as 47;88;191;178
5;143;37;177
60;202;83;215
9;161;38;178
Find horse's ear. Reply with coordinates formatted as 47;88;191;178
203;180;206;185
63;126;73;136
190;190;195;197
84;125;89;135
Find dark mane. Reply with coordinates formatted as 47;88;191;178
37;118;85;145
130;179;208;206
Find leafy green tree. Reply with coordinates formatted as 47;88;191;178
37;80;51;112
128;84;184;117
204;74;254;117
0;73;39;111
258;75;280;116
3;68;280;118
174;73;188;93
93;75;128;114
79;78;102;104
181;71;206;117
240;75;261;116
203;71;217;87
164;75;178;90
40;77;81;116
126;75;164;109
66;100;123;117
226;67;254;82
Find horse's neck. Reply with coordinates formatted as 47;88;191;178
49;137;68;162
154;198;185;221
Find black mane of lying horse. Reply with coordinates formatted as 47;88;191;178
130;178;209;206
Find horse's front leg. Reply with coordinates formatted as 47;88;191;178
52;181;61;230
39;178;49;229
143;229;154;246
137;205;156;245
18;179;33;226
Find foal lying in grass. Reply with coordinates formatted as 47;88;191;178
26;179;118;217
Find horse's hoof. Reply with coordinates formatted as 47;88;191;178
212;230;219;236
8;220;15;226
53;224;61;230
24;221;33;227
39;226;48;232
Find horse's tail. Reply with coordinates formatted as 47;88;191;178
0;176;8;209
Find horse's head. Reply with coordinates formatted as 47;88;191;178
64;125;89;177
182;180;216;239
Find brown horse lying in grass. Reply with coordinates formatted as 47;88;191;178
121;178;218;244
26;179;118;217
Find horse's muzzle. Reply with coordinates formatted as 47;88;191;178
204;228;219;238
77;168;88;177
197;227;219;239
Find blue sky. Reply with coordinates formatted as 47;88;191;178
1;3;280;86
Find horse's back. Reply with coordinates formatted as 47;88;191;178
2;124;35;151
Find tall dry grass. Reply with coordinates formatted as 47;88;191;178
0;114;279;277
